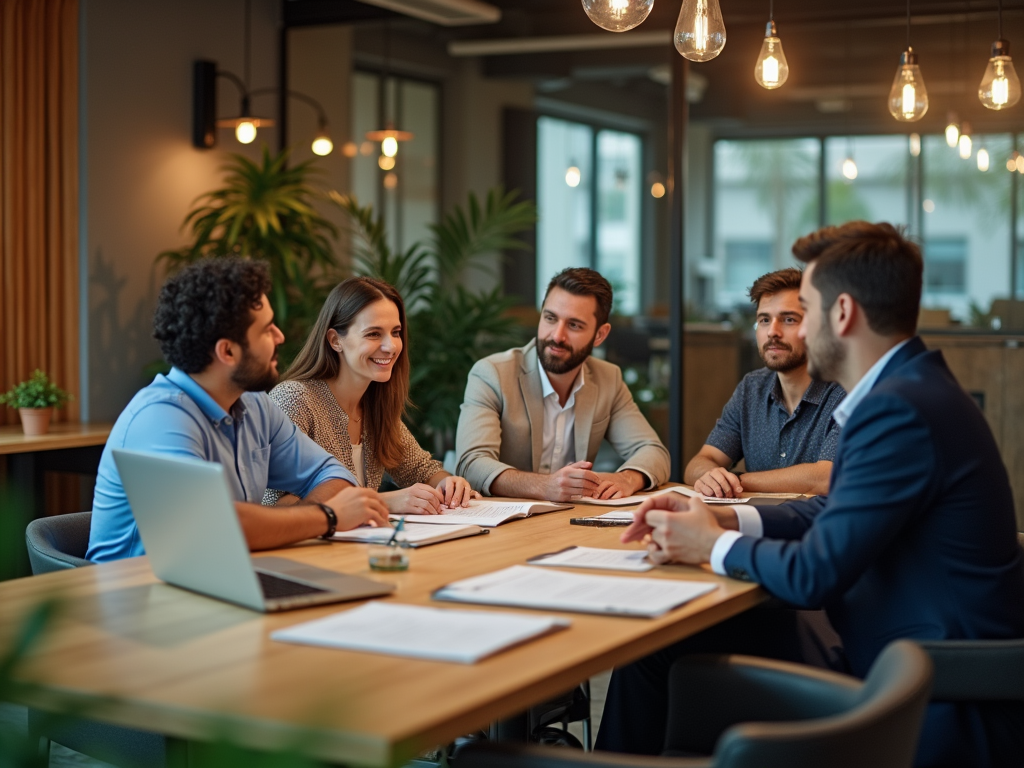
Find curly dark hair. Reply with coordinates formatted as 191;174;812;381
153;258;272;373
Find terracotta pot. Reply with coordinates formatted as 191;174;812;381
19;407;52;436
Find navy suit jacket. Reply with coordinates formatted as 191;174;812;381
723;337;1024;767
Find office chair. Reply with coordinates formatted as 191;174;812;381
457;640;933;768
24;512;180;768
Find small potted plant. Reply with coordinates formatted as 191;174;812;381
0;370;72;436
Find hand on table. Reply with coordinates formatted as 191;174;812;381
591;470;645;500
382;484;445;516
694;467;743;498
327;485;391;530
620;493;725;565
543;461;601;502
436;475;480;508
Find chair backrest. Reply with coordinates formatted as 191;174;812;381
25;512;94;575
712;641;933;768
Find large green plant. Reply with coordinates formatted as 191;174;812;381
158;148;344;364
334;188;537;455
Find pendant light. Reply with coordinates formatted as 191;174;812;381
582;0;654;33
909;133;922;157
979;0;1021;109
365;20;414;161
888;0;929;122
842;137;858;180
945;112;960;147
674;0;726;62
958;122;973;160
754;0;789;89
977;146;991;171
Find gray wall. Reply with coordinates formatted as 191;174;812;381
82;0;279;421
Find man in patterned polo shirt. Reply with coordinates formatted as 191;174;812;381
684;268;845;497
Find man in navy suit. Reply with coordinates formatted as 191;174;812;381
597;222;1024;767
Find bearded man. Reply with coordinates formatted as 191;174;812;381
684;268;845;498
455;267;669;501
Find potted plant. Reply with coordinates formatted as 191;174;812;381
0;370;72;436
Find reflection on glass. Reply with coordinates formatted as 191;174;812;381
713;139;819;309
825;136;908;228
596;131;642;315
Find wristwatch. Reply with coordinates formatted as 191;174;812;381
315;502;338;539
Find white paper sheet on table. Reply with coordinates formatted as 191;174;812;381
433;564;717;618
528;546;654;572
270;602;570;664
573;487;750;506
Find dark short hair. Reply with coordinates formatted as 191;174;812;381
153;258;272;373
791;221;922;336
543;268;613;327
749;267;803;309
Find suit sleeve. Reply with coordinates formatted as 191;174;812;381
723;393;937;608
604;372;671;487
455;360;514;495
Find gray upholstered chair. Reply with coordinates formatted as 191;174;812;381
458;640;933;768
24;512;177;768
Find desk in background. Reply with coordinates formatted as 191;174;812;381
0;501;766;767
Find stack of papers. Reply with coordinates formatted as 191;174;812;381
399;500;571;527
528;546;653;572
575;487;751;506
271;602;569;664
330;523;486;547
433;565;717;618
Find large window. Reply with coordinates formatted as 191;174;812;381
352;72;439;254
710;134;1019;324
536;116;643;315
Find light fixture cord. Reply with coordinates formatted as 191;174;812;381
999;0;1003;40
769;0;773;22
906;0;911;49
244;0;251;92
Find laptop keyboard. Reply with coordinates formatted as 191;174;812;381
257;571;329;599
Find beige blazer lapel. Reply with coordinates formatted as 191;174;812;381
519;343;545;473
573;360;598;464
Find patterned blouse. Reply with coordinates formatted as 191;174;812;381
262;378;444;505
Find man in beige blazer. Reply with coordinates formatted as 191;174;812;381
455;268;670;502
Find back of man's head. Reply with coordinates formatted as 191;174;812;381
544;268;614;327
153;258;272;373
791;221;922;337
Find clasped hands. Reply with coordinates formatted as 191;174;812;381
381;475;481;516
544;461;645;502
620;493;733;566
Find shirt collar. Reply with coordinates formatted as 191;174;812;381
768;373;830;408
166;367;241;426
538;363;585;403
832;339;911;428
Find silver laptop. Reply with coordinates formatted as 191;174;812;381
112;449;395;612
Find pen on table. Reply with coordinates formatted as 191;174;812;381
386;516;405;546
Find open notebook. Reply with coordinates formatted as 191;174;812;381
398;499;571;527
330;523;487;547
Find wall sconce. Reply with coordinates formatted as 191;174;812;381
192;60;334;155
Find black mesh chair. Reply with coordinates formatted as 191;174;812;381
24;512;178;768
458;640;933;768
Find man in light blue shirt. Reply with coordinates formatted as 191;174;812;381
87;258;389;563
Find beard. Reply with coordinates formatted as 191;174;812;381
537;335;595;375
760;340;807;373
232;344;280;392
807;316;845;383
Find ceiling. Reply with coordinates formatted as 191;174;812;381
286;0;1024;137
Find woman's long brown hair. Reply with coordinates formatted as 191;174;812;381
283;277;410;470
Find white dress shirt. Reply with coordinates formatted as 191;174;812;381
708;339;911;575
538;364;586;474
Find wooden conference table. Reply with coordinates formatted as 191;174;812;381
0;495;774;767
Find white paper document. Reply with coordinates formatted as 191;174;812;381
271;602;570;664
573;487;750;506
433;565;717;618
528;546;654;572
330;523;485;547
398;500;570;527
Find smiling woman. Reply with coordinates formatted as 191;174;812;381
263;277;478;515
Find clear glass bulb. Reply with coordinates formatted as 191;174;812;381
945;121;959;148
382;136;399;157
909;133;921;157
235;120;257;144
959;133;973;160
311;135;333;157
565;166;582;187
888;48;928;122
754;22;789;89
979;41;1022;110
674;0;726;62
977;147;990;171
842;157;858;180
581;0;654;32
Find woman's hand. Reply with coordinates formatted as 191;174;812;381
435;475;479;508
381;484;445;515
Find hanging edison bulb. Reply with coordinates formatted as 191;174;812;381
888;47;929;121
235;120;257;144
842;157;858;180
945;113;960;147
979;40;1022;109
959;130;973;160
909;133;922;157
754;21;789;89
977;147;991;171
582;0;654;32
674;0;726;62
